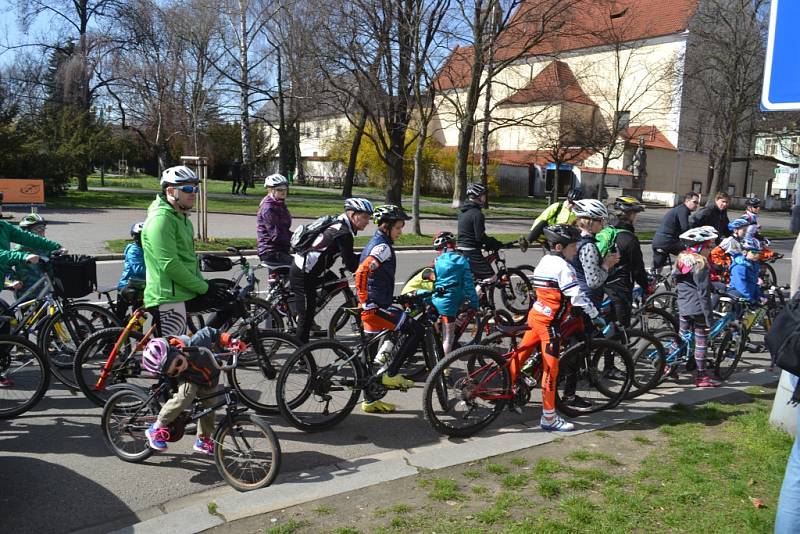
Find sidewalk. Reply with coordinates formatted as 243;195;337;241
111;357;781;534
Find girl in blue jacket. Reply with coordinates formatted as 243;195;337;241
430;232;480;355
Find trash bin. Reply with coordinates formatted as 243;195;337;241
770;370;798;438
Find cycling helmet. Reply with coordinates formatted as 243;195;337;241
160;165;199;186
613;196;644;213
344;197;374;214
19;213;46;229
566;188;583;202
679;225;718;244
543;224;581;246
263;173;289;188
741;236;762;252
572;199;609;219
745;197;761;208
373;204;411;225
142;338;171;374
130;221;144;242
432;231;456;250
466;182;487;198
728;217;749;231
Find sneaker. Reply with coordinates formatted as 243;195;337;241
540;415;575;432
563;395;592;409
193;437;214;456
361;399;396;413
0;375;13;387
145;423;170;452
382;373;414;390
695;375;722;388
602;367;627;381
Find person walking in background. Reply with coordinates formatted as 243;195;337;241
256;174;293;265
230;159;242;195
651;191;700;270
690;191;730;242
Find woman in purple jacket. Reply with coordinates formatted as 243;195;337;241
256;174;293;264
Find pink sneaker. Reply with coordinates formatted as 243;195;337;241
695;375;721;388
193;437;214;456
0;376;13;387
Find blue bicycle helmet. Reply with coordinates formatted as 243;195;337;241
728;217;749;231
741;236;762;252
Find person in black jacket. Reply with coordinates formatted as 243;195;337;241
651;191;699;270
604;197;651;328
690;191;730;242
456;182;503;281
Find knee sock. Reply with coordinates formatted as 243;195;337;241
694;324;709;376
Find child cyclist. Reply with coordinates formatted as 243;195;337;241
118;222;146;290
143;327;246;454
709;217;748;283
728;237;764;303
355;204;424;414
673;225;721;388
12;214;60;297
515;224;603;432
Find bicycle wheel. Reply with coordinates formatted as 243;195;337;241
101;387;158;463
242;297;284;331
276;340;363;432
458;309;514;347
316;287;357;337
229;330;303;413
39;303;120;389
645;291;678;317
0;336;50;419
496;268;534;317
422;345;511;437
760;263;778;288
625;329;666;399
555;338;632;418
213;415;282;492
74;327;151;407
327;305;363;345
713;323;745;380
630;306;678;335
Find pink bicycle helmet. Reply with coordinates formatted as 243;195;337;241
142;338;170;374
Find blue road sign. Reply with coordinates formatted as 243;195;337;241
762;0;800;111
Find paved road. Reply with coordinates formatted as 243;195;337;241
0;242;793;534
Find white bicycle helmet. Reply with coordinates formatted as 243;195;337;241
160;165;199;186
466;182;487;198
679;225;718;244
19;213;46;229
572;199;608;219
344;197;374;214
264;173;288;188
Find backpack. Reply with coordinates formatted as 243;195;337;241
290;215;339;255
765;295;800;405
595;227;630;257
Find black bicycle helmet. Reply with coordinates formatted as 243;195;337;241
566;188;583;202
613;196;644;213
372;204;411;225
466;182;487;198
543;224;581;246
745;196;761;208
432;231;456;250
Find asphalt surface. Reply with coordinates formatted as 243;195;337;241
0;240;794;534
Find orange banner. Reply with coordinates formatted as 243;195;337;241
0;179;45;204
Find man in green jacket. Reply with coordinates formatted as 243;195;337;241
527;188;582;244
142;165;229;336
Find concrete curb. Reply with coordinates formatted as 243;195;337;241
110;367;779;534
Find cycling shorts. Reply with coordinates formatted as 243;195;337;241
361;306;407;334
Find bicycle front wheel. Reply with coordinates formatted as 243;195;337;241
214;415;282;492
713;323;745;380
556;338;633;418
497;268;534;317
626;329;666;398
276;340;363;432
422;345;511;438
101;387;158;463
0;335;50;419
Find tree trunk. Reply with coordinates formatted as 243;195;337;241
238;2;252;187
385;139;404;206
342;113;367;198
453;44;485;208
412;124;428;235
276;45;291;177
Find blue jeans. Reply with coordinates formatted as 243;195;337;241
776;408;800;533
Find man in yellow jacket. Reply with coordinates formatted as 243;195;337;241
527;188;582;244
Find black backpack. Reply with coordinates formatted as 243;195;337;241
765;294;800;405
290;215;340;255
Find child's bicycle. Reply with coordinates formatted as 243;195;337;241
101;344;281;492
421;314;634;437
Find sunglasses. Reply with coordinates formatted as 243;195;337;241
174;185;199;193
274;187;288;192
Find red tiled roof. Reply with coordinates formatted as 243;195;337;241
499;61;595;106
436;0;698;90
621;125;676;150
485;149;595;168
581;166;633;176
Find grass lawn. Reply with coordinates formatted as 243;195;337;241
226;388;791;534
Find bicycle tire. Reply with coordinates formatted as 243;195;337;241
496;267;534;317
625;329;666;399
316;286;358;337
555;338;633;418
327;304;363;345
276;340;363;432
644;291;678;317
458;308;515;347
422;345;510;437
242;297;285;331
74;327;151;407
713;323;744;380
101;387;158;463
39;303;120;390
0;335;50;419
213;414;282;491
228;330;303;413
760;263;778;288
631;306;678;334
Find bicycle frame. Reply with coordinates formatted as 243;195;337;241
94;308;155;390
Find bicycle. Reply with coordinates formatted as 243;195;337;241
422;315;634;437
101;344;281;492
275;290;446;432
0;334;50;419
